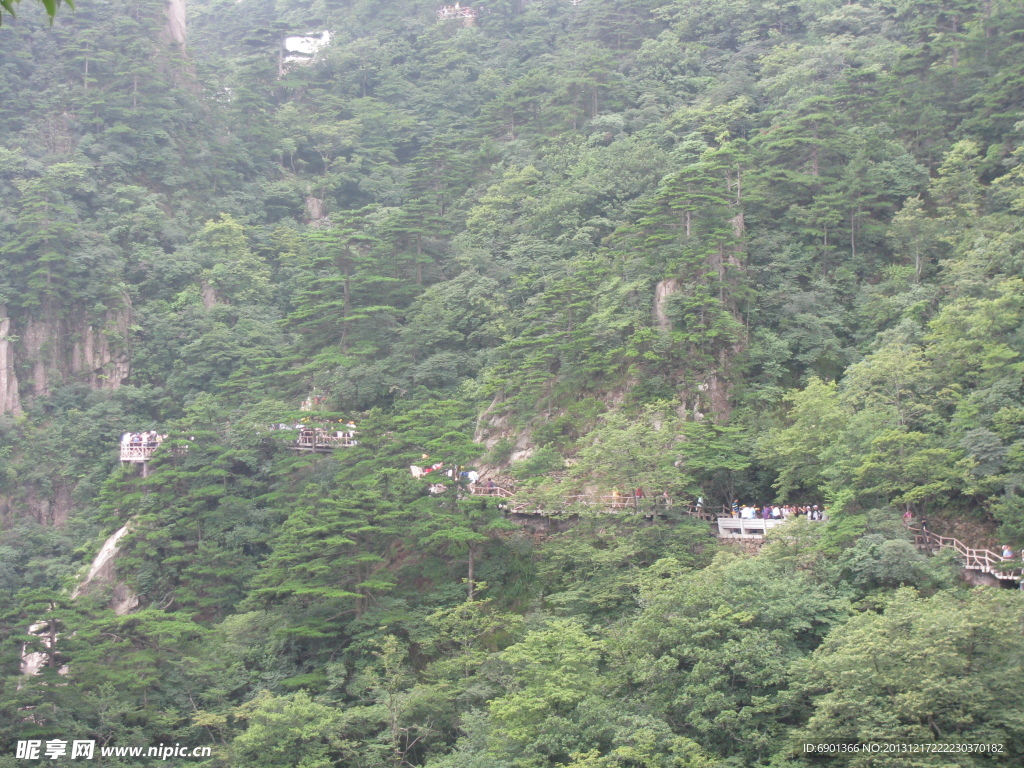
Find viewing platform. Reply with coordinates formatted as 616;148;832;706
120;443;159;463
716;517;787;538
291;428;358;453
119;432;168;476
437;3;476;24
119;432;167;464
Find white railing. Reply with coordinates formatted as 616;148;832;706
908;525;1023;580
293;431;358;450
716;517;788;537
438;4;476;20
120;443;159;462
468;483;515;498
461;486;732;518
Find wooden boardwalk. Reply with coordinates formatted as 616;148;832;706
472;485;826;540
467;483;728;522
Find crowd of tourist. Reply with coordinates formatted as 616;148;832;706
120;431;166;448
730;499;826;521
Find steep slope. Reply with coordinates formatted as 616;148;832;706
1;1;1024;765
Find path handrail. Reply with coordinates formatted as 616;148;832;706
120;444;159;461
468;484;515;498
295;431;358;449
492;486;730;518
907;524;1023;579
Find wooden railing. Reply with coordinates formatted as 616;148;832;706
492;487;728;519
120;443;159;462
437;478;822;531
450;479;817;526
468;484;515;498
438;4;476;20
293;431;358;451
557;493;644;509
908;524;1023;580
556;495;723;518
687;505;723;521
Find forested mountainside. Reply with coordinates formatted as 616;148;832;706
2;0;1024;765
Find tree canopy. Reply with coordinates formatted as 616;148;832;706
1;0;1024;765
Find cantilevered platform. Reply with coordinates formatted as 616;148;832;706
290;430;358;453
120;443;160;463
716;517;788;537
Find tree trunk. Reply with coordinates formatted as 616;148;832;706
46;618;57;668
416;236;423;286
341;264;351;352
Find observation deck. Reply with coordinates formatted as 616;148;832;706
118;432;169;476
437;3;476;24
119;433;167;464
120;443;160;463
291;428;359;453
716;517;788;537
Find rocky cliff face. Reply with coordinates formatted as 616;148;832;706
0;483;74;529
22;524;139;676
163;0;186;50
72;523;139;615
0;306;20;416
0;300;132;530
652;278;679;331
0;297;132;415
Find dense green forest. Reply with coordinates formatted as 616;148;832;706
2;0;1024;765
